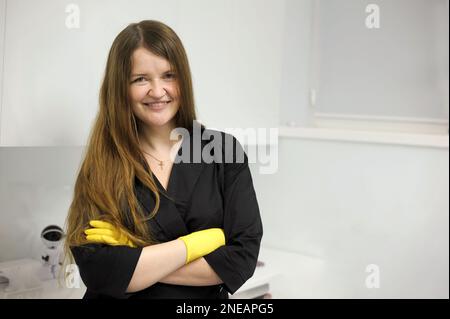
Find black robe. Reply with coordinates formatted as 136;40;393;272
71;127;263;299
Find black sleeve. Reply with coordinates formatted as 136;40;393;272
71;244;142;298
204;134;263;294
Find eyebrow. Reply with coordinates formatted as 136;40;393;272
130;70;174;77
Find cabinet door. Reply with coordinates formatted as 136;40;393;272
0;0;177;146
311;0;448;119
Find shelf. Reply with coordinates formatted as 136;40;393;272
279;126;449;149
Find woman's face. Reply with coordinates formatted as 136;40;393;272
129;47;180;130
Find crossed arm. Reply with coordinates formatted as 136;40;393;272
126;240;223;293
159;256;223;286
84;220;224;293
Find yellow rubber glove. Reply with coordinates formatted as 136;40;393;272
84;220;137;248
178;228;225;264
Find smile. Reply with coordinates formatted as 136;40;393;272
143;101;171;109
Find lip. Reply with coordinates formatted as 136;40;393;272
142;100;171;110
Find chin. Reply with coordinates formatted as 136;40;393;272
148;120;173;128
141;114;178;129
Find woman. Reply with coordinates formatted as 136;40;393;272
64;20;263;299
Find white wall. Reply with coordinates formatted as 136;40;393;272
176;0;285;131
0;0;179;146
0;0;5;135
434;0;450;119
0;0;284;146
279;0;314;127
251;138;449;298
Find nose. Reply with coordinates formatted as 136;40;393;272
147;80;167;99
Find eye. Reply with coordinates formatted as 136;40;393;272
132;77;146;83
164;73;176;79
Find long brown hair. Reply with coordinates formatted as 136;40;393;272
64;20;197;255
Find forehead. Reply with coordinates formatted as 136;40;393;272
130;47;172;74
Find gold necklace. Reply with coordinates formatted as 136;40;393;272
141;149;166;170
139;137;183;171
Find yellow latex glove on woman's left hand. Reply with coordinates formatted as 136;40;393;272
84;220;137;248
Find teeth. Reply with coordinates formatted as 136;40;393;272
144;101;170;106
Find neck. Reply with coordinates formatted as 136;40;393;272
139;121;180;153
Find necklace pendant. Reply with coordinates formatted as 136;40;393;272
158;161;164;170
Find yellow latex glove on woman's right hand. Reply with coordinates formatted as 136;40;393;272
178;228;225;264
84;220;137;248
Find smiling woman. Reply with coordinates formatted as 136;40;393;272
63;20;263;299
